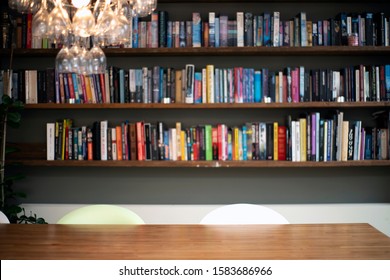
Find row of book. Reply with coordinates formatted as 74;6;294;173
46;111;390;162
2;8;390;49
2;63;390;104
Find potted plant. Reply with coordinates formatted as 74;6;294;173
0;94;46;224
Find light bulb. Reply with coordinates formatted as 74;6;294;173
72;0;91;8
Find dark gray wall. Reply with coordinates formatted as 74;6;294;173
5;1;390;206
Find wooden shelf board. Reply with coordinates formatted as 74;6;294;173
24;102;390;110
2;46;390;58
9;159;390;168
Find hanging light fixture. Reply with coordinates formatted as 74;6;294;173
8;0;157;75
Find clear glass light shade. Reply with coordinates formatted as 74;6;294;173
47;2;72;43
72;7;95;38
32;0;49;38
55;45;73;73
89;44;107;74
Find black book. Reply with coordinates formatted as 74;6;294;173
159;11;168;47
375;12;386;46
150;124;159;160
92;121;101;160
0;4;12;49
144;123;152;160
244;12;253;46
365;12;374;46
45;68;56;103
330;18;341;46
266;123;273;160
337;13;348;45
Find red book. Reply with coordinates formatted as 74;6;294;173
67;73;75;101
278;125;287;160
234;67;243;103
26;13;32;48
291;68;299;102
136;122;145;160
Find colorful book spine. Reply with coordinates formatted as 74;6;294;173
192;12;202;47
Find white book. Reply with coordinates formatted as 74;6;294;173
291;121;296;162
236;12;244;47
295;121;301;162
341;121;349;161
169;128;177;161
202;68;207;103
100;120;108;161
111;127;117;160
315;112;320;162
278;71;283;103
46;123;55;160
323;121;328;162
355;69;360;102
375;66;380;101
273;11;280;47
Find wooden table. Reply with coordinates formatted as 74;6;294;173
1;223;390;260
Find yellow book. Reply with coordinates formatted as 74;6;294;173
176;122;182;161
206;64;214;103
273;122;278;161
175;70;182;103
180;130;187;161
234;127;239;160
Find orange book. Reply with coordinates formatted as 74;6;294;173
116;126;123;160
84;75;93;103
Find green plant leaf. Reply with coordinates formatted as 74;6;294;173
1;95;12;105
7;112;21;123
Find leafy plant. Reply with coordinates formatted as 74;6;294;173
0;94;46;224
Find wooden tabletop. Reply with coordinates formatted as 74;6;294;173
1;223;390;260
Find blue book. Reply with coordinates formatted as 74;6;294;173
385;65;390;101
254;70;262;102
194;72;202;103
159;67;164;102
167;21;173;48
263;12;271;46
192;12;202;47
215;17;220;47
132;16;139;48
71;73;80;103
163;130;170;160
119;69;125;103
242;125;247;160
364;132;372;160
248;68;254;103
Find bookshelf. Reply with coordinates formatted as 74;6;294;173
1;0;390;206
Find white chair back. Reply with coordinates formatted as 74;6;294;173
0;211;10;224
200;203;289;224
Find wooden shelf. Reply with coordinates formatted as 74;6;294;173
158;0;387;2
7;143;389;168
8;159;390;168
24;102;390;110
2;46;390;58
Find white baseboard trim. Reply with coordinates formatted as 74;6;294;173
21;203;390;237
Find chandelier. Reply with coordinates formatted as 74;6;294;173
8;0;157;74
